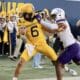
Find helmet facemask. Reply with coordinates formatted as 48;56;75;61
23;12;34;21
21;3;35;21
50;14;57;20
51;8;65;21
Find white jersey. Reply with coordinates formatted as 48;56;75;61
7;21;18;33
57;20;76;48
50;8;76;48
40;18;76;48
12;21;18;33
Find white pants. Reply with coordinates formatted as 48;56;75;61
13;38;23;57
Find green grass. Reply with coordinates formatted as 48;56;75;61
0;56;80;80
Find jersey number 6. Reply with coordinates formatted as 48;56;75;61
31;26;39;37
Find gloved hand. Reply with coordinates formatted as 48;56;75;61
35;14;42;22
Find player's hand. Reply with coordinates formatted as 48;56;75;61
58;23;67;32
35;14;42;22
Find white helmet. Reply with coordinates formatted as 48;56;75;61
51;8;65;21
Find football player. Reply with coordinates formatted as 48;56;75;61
40;8;80;80
12;3;58;80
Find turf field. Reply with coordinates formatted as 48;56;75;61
0;56;80;80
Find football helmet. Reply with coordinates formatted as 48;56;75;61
21;3;35;21
51;8;65;21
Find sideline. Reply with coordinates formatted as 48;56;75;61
29;77;80;80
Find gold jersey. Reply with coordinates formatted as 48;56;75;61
18;18;46;45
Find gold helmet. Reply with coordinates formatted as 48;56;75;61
21;3;35;21
21;3;35;14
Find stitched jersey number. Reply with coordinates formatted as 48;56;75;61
31;26;39;37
